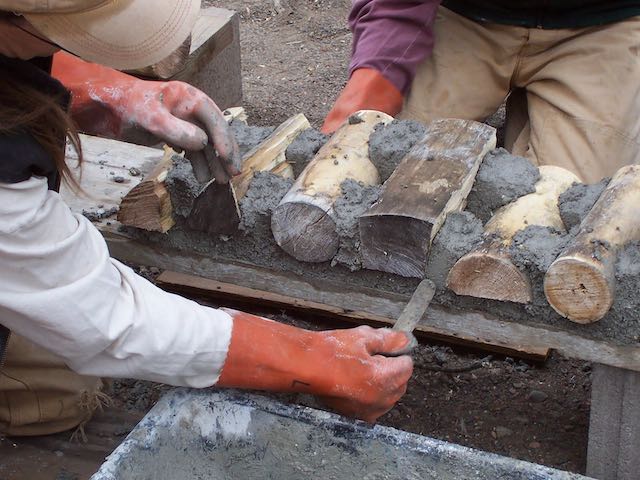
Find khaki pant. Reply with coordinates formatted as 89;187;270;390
0;334;102;437
400;8;640;183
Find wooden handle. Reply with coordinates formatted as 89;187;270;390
544;165;640;323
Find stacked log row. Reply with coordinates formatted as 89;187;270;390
271;110;393;263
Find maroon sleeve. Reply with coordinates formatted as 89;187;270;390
349;0;440;95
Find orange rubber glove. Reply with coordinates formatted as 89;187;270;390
52;52;240;183
218;310;414;423
321;68;404;134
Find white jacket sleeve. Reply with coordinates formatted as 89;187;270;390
0;176;233;388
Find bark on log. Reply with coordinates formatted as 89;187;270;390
271;110;393;263
188;113;310;235
447;165;579;303
116;147;176;233
359;119;496;278
544;165;640;324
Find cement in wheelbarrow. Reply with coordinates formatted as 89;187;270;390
92;389;591;480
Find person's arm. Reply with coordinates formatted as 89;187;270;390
52;52;240;184
322;0;440;133
0;176;412;422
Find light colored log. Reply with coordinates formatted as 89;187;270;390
188;113;310;235
544;165;640;324
359;119;496;278
447;165;579;303
271;110;393;263
116;147;176;233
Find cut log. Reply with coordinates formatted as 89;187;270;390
188;113;310;235
359;119;496;278
271;110;393;263
544;165;640;324
447;165;579;303
116;147;176;233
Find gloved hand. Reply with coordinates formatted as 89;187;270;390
52;52;241;183
218;310;413;423
321;68;404;134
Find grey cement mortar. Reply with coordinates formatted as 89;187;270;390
466;148;540;223
230;121;275;158
331;180;383;271
558;179;609;232
612;242;640;338
165;155;202;218
239;172;294;231
92;389;587;480
426;212;484;289
285;128;329;177
368;119;427;182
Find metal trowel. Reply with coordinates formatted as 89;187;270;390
384;278;436;357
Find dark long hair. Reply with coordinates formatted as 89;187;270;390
0;69;82;187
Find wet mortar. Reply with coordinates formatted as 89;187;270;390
558;178;609;232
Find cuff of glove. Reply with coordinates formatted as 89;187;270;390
322;68;404;133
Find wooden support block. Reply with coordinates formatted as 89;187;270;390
545;165;640;324
189;113;310;235
359;119;496;278
447;165;579;303
116;147;176;233
587;363;640;480
271;110;392;263
128;7;243;110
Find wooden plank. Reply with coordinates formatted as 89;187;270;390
155;270;548;360
360;119;496;278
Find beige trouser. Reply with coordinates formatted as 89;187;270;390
0;334;102;436
400;7;640;183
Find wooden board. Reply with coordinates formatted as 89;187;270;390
155;270;547;360
360;119;496;278
61;134;640;373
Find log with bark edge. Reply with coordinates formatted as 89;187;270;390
447;165;579;303
271;110;393;263
116;147;176;233
544;165;640;323
359;119;496;278
187;113;309;235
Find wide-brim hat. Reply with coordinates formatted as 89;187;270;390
2;0;200;70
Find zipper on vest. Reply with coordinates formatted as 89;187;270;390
0;325;10;370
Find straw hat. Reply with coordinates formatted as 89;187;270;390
1;0;201;69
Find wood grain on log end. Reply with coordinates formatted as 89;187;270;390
544;255;614;324
271;202;338;262
447;251;532;304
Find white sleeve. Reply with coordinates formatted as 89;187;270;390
0;176;233;388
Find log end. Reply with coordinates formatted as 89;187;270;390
117;183;175;233
544;256;614;324
446;252;532;304
359;214;432;278
271;202;339;263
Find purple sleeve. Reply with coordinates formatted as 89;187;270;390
349;0;440;94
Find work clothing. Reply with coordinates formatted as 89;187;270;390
348;1;640;182
0;55;233;435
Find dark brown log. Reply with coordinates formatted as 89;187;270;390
359;118;496;278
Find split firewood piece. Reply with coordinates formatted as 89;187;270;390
447;165;579;303
359;119;496;278
187;113;310;235
544;165;640;324
116;146;176;233
271;110;393;262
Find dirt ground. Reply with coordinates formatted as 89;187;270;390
0;1;591;478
